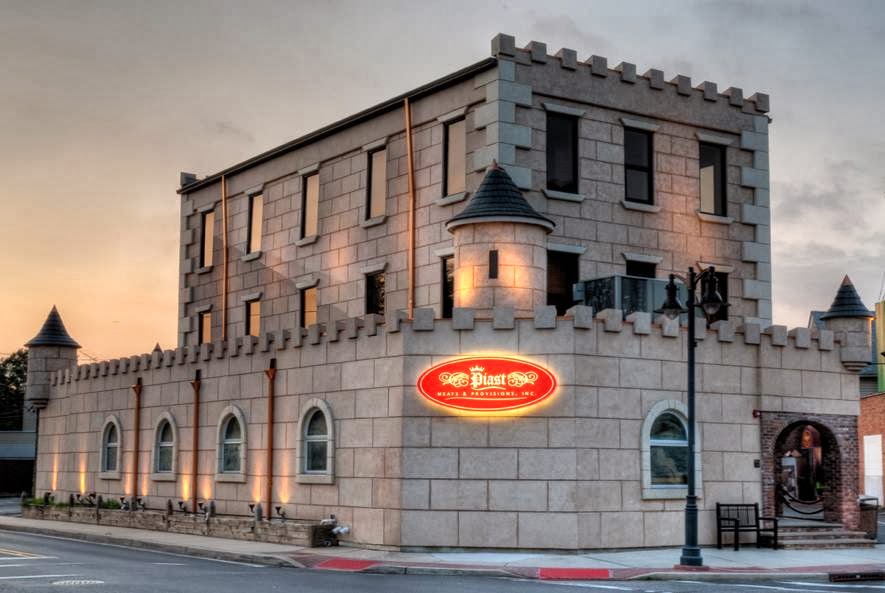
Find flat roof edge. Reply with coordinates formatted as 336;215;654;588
178;57;497;195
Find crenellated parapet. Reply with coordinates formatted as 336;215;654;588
490;33;769;114
50;304;865;391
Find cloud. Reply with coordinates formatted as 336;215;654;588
210;119;255;144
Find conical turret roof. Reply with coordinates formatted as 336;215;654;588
819;275;873;320
25;306;81;348
446;162;554;233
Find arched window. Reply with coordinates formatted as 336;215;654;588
99;416;122;479
296;399;334;484
151;412;178;481
304;410;328;472
103;424;119;472
641;400;702;499
215;406;247;482
650;412;688;486
221;416;242;473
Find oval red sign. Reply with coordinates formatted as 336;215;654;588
416;357;557;412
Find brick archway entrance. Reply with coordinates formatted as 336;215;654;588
761;412;859;529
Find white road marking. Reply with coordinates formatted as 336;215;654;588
0;564;32;568
152;562;187;566
0;556;57;561
541;583;634;591
730;584;831;593
0;573;80;580
781;582;885;590
0;530;265;567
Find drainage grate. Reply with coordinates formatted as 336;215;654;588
52;580;105;586
829;572;885;582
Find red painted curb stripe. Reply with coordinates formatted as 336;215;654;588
538;568;611;580
315;558;380;571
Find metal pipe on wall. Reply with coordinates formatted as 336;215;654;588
221;175;229;340
131;377;143;502
403;97;417;320
190;370;201;514
264;359;277;520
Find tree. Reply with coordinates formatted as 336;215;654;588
0;349;27;431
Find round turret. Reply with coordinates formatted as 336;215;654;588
25;306;80;409
446;163;555;317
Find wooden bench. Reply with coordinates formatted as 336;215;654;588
716;503;778;550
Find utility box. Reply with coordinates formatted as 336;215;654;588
859;496;879;540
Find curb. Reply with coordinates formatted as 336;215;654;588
0;522;875;583
0;524;298;569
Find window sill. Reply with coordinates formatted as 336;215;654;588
360;215;387;229
296;473;335;485
241;251;262;262
543;188;584;203
295;235;319;247
151;472;177;482
196;265;214;275
696;211;734;225
620;199;661;213
98;471;121;481
436;191;468;207
215;472;246;483
642;487;703;500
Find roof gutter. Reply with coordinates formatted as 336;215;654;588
178;57;497;195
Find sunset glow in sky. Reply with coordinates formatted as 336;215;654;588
2;0;883;360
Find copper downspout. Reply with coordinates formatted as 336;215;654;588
403;97;417;320
264;359;277;520
190;370;201;514
221;175;229;340
131;377;143;501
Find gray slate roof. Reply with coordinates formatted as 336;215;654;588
820;275;874;320
446;164;555;232
25;306;80;348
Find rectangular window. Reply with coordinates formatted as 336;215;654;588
441;255;454;319
198;311;212;344
547;250;580;316
624;128;654;203
546;112;579;194
699;143;727;216
245;299;260;337
367;148;387;220
488;250;499;279
300;287;317;327
247;193;263;254
365;272;385;316
444;119;466;196
626;260;656;279
701;271;729;322
301;173;319;238
200;210;215;267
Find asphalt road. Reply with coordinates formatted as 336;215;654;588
0;531;884;593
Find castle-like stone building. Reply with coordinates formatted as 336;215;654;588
26;34;872;550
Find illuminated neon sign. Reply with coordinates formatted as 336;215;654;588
417;357;557;412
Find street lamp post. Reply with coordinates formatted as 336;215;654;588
656;266;726;568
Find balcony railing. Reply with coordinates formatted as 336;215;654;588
574;275;700;319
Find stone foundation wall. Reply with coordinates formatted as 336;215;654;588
21;504;315;546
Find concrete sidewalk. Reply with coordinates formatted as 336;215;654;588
0;515;883;581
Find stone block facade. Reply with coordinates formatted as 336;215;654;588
26;34;871;552
32;306;867;549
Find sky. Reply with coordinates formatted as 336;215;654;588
1;0;883;360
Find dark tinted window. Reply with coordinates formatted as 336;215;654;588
547;250;580;316
626;261;656;279
441;256;454;319
624;128;653;203
699;143;727;216
365;272;385;316
546;112;578;194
